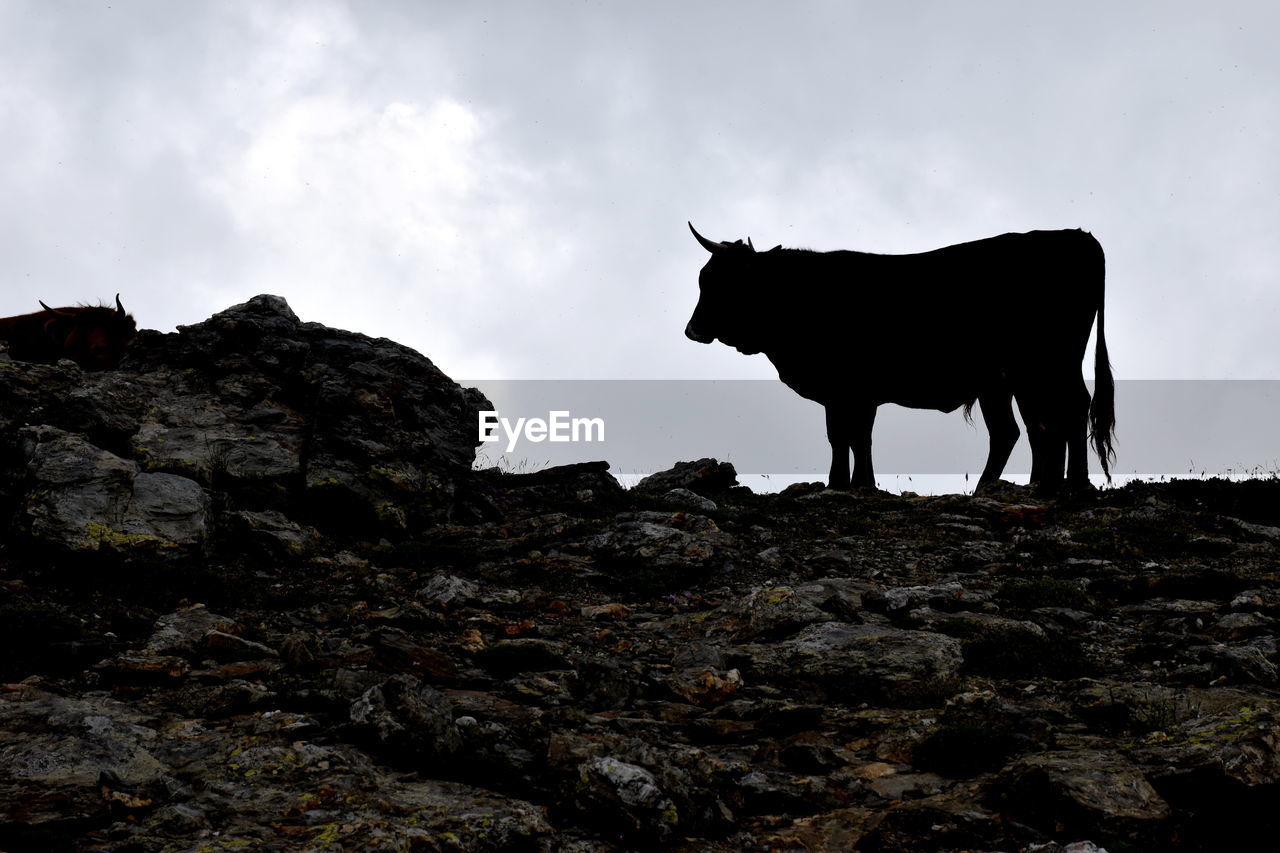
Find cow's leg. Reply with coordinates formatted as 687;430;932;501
1026;381;1071;495
1065;376;1092;489
825;403;851;490
1027;425;1047;486
977;390;1019;487
826;401;877;489
1015;392;1050;488
850;402;878;488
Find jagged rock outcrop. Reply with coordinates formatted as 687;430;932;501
0;295;490;557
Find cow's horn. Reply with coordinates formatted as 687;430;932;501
115;293;126;316
747;237;755;251
39;300;74;318
688;222;726;253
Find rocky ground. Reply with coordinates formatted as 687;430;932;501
2;297;1279;851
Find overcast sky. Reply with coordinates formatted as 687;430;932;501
2;1;1278;383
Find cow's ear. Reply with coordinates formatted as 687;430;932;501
41;314;72;340
768;245;782;253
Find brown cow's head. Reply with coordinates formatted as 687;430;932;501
34;294;138;370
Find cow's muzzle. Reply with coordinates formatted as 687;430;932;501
685;321;714;344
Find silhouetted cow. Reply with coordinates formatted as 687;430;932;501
685;223;1115;492
0;294;137;370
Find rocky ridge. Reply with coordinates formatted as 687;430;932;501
2;296;1279;851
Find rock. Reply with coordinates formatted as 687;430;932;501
568;658;649;709
1027;842;1110;853
19;426;138;548
349;674;462;764
469;461;625;513
477;639;571;675
4;294;492;554
1132;699;1280;787
130;405;302;487
669;667;743;706
1214;610;1275;638
874;580;992;614
418;572;481;608
123;471;210;545
574;756;679;844
713;584;835;640
20;426;209;554
202;630;278;662
0;686;170;829
663;487;719;511
996;750;1171;840
370;627;460;681
454;715;539;779
581;602;630;621
383;777;553;849
1225;516;1280;540
632;458;738;496
94;651;191;683
760;806;878;851
7;298;1280;851
225;509;319;559
1201;637;1280;684
583;511;735;573
858;794;1005;852
745;622;964;703
146;604;239;656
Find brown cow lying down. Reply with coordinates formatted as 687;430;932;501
0;294;137;370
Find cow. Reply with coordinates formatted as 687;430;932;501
685;223;1115;493
0;294;137;371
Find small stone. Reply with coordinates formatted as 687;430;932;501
574;757;679;843
662;487;718;511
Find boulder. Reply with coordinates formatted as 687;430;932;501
349;674;462;765
21;426;209;554
574;756;680;844
584;511;736;573
744;622;964;703
632;458;738;496
996;750;1171;841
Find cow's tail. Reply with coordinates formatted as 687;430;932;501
1089;247;1116;482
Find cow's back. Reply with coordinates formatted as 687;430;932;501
758;229;1104;407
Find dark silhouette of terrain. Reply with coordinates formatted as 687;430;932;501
1;296;1277;852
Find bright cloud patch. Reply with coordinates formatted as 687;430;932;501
204;90;568;377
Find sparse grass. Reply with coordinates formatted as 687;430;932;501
471;451;553;475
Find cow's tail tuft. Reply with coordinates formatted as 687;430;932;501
1089;253;1116;481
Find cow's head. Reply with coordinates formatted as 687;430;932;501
38;294;138;370
686;222;770;355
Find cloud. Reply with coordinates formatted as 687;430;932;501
203;89;576;377
1;0;1279;384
